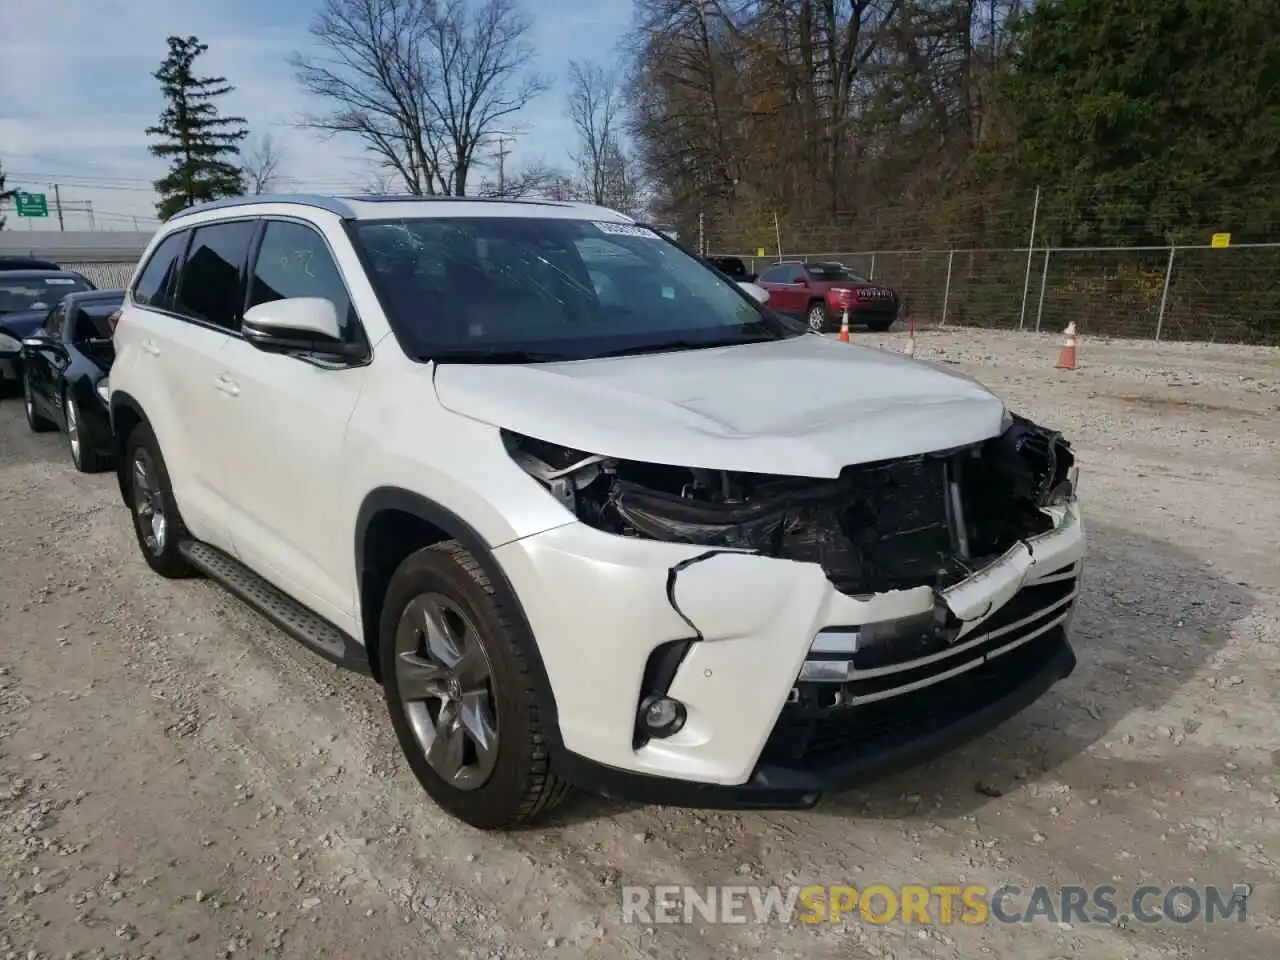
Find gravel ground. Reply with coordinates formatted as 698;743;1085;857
1;327;1279;959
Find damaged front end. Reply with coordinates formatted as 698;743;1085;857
502;414;1076;599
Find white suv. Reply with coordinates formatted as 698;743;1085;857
108;195;1085;830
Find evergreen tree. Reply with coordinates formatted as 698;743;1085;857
146;36;249;220
996;0;1280;244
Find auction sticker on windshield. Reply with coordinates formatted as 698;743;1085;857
592;222;661;240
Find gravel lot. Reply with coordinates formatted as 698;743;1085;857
2;327;1279;959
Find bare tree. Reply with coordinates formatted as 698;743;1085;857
293;0;547;196
567;60;625;205
474;159;564;199
242;133;286;194
360;171;401;194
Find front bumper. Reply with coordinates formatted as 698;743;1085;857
494;499;1084;805
823;301;898;327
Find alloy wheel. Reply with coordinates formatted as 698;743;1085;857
808;305;825;331
131;449;167;555
393;592;500;791
66;393;81;466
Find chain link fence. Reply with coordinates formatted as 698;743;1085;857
27;239;1280;345
58;260;137;290
712;244;1280;344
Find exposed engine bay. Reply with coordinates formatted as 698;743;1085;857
503;415;1076;596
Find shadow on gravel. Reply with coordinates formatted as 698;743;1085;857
548;519;1253;827
816;518;1253;821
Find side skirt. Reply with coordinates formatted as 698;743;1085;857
178;539;369;675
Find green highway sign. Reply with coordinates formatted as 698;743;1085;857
15;192;49;217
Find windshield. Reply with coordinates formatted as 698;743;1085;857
351;217;800;361
0;275;92;314
807;263;867;282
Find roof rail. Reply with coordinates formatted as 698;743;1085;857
342;194;591;209
166;194;357;221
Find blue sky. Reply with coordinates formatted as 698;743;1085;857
0;0;633;230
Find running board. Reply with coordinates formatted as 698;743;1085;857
178;540;367;672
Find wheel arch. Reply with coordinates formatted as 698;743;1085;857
109;390;148;505
354;487;563;747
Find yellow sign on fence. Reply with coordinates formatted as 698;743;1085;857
1211;232;1231;248
756;247;766;257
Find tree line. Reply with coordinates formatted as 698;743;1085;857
628;0;1279;253
143;0;1278;247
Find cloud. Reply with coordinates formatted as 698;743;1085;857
0;0;633;232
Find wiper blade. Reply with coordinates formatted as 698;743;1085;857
426;348;570;364
592;337;777;358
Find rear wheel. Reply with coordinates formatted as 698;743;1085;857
806;302;828;332
23;373;55;433
123;423;195;579
380;541;569;829
867;317;894;332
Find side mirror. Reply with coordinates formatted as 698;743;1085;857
20;332;55;350
737;281;770;305
242;298;365;359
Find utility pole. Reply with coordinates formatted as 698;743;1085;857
86;200;96;232
51;183;65;231
493;136;515;196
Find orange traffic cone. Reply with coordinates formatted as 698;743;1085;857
1056;321;1078;370
903;314;916;357
838;308;850;343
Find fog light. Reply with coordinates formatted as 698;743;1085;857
639;695;686;738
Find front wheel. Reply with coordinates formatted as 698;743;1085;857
867;318;894;332
807;302;828;332
380;541;569;830
23;374;55;433
123;423;195;578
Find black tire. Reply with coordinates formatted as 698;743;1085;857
65;386;112;474
867;317;894;332
380;541;569;830
22;373;55;433
806;301;828;332
123;422;195;579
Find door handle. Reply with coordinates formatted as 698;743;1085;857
214;375;240;397
141;340;160;356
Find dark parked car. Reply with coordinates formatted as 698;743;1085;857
757;260;899;332
0;269;97;395
20;289;124;473
706;256;757;283
0;255;70;272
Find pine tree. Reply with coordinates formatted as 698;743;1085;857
146;36;249;221
0;159;15;230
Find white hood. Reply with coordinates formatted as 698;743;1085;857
433;334;1006;477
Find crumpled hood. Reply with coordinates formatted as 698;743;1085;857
433;334;1007;477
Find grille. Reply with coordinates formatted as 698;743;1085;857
763;568;1077;769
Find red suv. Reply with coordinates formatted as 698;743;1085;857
757;261;898;333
